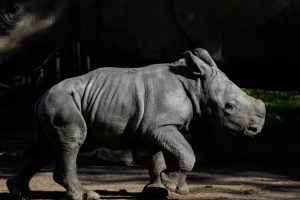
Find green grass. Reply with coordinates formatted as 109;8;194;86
243;89;298;102
243;89;300;124
244;89;300;107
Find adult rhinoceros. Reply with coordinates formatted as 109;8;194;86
0;0;299;89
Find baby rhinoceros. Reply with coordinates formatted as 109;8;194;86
7;48;266;200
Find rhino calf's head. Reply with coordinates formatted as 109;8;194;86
184;48;266;137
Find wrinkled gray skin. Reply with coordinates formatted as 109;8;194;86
7;48;266;200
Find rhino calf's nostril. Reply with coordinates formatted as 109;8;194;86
248;125;258;132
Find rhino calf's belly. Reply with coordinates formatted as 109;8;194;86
86;107;140;149
89;122;135;149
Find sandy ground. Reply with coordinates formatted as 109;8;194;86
0;132;299;200
1;162;300;200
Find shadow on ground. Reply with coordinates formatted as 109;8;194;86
0;190;142;200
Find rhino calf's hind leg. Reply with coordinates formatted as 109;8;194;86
48;100;100;200
52;133;100;200
53;141;100;200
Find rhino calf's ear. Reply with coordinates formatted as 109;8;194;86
183;50;213;77
192;48;217;68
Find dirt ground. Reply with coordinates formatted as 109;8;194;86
0;159;300;200
0;131;299;200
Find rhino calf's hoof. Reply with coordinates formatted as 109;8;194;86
176;182;189;195
161;172;177;192
63;190;100;200
161;171;189;195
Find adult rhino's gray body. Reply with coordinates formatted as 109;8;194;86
0;0;299;89
7;49;266;200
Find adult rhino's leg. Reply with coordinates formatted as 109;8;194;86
50;99;100;200
142;151;168;198
152;126;195;195
7;141;52;199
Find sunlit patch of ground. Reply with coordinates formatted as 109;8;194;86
0;163;300;200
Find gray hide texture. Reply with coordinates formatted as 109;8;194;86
7;48;266;200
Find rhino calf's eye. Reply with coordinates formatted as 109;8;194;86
225;102;236;110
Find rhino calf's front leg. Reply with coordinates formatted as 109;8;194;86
144;126;195;196
143;151;168;198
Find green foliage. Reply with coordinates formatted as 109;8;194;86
244;89;298;101
243;89;300;107
243;89;300;125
